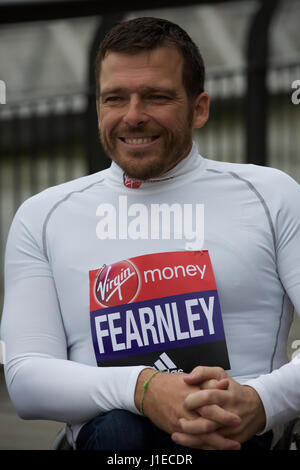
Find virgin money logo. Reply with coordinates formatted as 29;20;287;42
94;260;140;307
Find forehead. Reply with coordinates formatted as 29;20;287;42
99;46;184;91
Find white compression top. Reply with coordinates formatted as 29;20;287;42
1;142;300;448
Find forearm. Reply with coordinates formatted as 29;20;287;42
244;355;300;432
5;356;146;424
2;275;148;424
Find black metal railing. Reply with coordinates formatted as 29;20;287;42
267;61;300;178
0;92;88;304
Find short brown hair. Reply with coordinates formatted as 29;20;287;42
95;17;205;103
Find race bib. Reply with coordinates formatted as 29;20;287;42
89;251;230;372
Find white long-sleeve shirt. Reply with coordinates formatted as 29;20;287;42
1;142;300;447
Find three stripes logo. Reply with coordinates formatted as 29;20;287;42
153;352;183;373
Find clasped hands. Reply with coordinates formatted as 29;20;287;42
136;366;266;450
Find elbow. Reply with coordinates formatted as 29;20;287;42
6;385;40;420
15;407;35;421
4;363;48;421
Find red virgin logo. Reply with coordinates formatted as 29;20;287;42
123;173;142;189
94;260;140;307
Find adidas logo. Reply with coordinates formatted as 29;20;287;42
153;352;183;373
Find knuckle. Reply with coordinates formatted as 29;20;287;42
214;366;225;378
200;405;213;419
202;379;218;390
202;420;215;433
183;395;192;409
202;389;211;401
192;366;203;375
208;389;219;403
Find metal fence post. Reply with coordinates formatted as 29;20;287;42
86;13;125;175
245;0;279;166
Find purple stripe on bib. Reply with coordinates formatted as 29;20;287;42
91;290;225;363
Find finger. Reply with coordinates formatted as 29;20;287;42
198;404;241;427
201;378;229;390
184;366;227;385
179;416;220;435
184;389;231;410
180;406;240;434
171;431;241;451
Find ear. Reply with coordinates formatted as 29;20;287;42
192;92;210;129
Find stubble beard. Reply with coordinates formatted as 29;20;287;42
99;114;194;180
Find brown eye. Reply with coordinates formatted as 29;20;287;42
105;96;122;103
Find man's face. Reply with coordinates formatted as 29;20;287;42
97;46;208;180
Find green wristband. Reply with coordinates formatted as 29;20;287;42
139;370;161;416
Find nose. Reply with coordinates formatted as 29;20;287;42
123;96;149;127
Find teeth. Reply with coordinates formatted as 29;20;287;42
124;137;155;145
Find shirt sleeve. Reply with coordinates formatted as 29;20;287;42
0;201;146;425
245;170;300;432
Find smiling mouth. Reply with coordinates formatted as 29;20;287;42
119;136;159;145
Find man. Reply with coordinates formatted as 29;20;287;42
1;17;300;451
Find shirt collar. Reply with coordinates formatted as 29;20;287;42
107;141;205;190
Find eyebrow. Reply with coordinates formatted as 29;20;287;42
100;86;178;100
